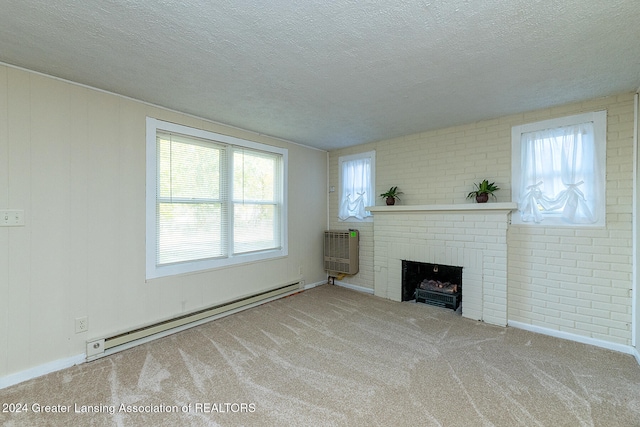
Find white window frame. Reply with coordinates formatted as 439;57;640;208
338;151;376;222
511;110;606;227
146;117;288;279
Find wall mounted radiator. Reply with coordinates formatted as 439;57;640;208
86;281;300;361
324;230;359;275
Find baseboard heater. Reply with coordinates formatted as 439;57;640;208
86;281;300;361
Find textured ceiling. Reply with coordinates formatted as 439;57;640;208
1;1;639;151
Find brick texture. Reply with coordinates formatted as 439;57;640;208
328;93;634;346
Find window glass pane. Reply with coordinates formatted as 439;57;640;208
234;150;277;201
157;202;224;265
233;148;282;254
158;132;222;200
233;204;279;254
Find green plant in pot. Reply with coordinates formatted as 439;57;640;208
380;186;403;206
467;180;499;203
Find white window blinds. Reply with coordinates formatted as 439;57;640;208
233;149;282;255
156;131;227;265
146;118;287;279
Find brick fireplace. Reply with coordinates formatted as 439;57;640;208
367;203;516;326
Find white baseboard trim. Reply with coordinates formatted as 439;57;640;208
303;280;329;290
0;353;85;390
333;280;375;295
508;320;636;357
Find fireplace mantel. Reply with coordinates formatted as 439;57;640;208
366;202;517;213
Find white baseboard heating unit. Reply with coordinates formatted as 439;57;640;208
324;230;359;275
86;281;300;361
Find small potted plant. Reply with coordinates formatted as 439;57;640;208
467;180;499;203
380;186;403;206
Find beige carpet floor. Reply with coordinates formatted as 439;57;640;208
2;284;640;426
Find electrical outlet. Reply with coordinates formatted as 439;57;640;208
298;266;303;276
0;210;25;227
75;317;88;333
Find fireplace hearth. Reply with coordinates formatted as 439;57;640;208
402;260;462;311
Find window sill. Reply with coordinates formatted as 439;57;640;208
338;216;373;223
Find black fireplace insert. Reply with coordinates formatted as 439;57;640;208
402;260;462;310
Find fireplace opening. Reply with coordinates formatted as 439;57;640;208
402;260;462;311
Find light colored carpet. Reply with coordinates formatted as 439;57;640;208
2;284;640;426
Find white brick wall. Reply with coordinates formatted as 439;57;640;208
328;92;634;346
508;94;634;346
370;207;512;326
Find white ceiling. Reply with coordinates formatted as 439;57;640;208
1;1;639;151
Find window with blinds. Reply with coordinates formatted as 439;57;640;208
146;118;287;279
233;149;282;255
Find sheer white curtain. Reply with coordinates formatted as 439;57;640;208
518;122;597;224
338;156;373;220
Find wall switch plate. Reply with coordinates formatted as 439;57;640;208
0;210;25;226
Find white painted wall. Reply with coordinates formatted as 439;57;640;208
635;92;640;359
329;93;635;347
0;65;328;379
